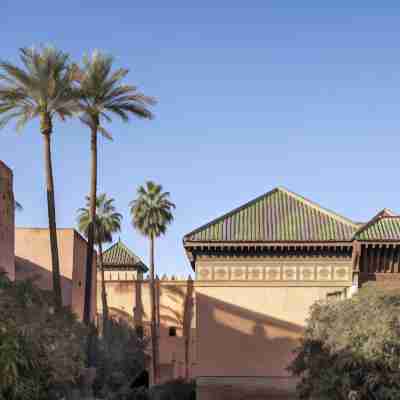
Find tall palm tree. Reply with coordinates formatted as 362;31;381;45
0;47;76;309
77;193;122;338
72;51;155;325
129;181;175;384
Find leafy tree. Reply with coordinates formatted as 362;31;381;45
288;284;400;400
72;51;155;326
0;271;87;400
129;181;176;384
0;47;77;310
77;193;122;338
93;317;148;399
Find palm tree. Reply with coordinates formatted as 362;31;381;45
0;47;76;310
77;193;122;338
72;51;155;325
129;181;176;384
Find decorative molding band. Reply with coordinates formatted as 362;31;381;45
196;262;352;283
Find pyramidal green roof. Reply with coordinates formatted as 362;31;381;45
353;209;400;241
184;187;359;243
102;239;148;272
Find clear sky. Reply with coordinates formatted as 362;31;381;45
2;1;400;276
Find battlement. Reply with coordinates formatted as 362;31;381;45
100;270;193;282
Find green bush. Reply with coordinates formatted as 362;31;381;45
149;379;196;400
0;271;87;400
93;317;148;399
288;284;400;400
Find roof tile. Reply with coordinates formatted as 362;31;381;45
102;239;148;272
184;187;358;243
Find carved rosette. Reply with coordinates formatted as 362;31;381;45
196;261;352;282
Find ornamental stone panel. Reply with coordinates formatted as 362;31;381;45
195;258;352;283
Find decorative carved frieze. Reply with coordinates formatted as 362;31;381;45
196;260;352;283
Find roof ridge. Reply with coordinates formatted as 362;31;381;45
102;239;148;272
183;187;357;241
353;209;397;240
183;187;281;240
276;187;358;228
118;240;141;261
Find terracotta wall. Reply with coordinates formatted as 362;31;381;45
15;228;97;320
194;255;354;398
0;161;15;280
99;277;196;382
72;231;98;321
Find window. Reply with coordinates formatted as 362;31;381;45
169;327;177;337
135;325;144;339
327;290;342;301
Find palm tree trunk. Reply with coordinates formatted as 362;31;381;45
150;234;160;384
41;114;62;310
184;336;189;380
83;124;98;326
99;242;108;338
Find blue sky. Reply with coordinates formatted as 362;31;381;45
2;1;400;275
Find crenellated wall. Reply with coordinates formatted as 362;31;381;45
98;273;196;383
0;160;15;280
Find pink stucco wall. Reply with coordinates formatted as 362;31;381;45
0;160;15;280
100;277;196;383
15;228;97;320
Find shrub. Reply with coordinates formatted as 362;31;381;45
149;379;196;400
288;284;400;400
0;271;87;400
93;317;148;399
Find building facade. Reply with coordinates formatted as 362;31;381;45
99;187;400;399
183;187;400;399
0;160;15;280
15;228;97;320
98;240;196;383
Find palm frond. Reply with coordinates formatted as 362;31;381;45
129;181;175;238
76;193;122;245
73;50;155;134
0;46;76;133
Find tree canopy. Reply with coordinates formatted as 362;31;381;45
289;284;400;400
77;193;122;245
129;181;176;239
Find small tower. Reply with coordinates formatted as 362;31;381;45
0;160;15;281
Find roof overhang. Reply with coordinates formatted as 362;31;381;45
183;240;354;270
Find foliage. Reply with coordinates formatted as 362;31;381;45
102;379;196;400
93;317;148;399
77;193;122;246
71;50;155;140
0;271;87;400
0;46;76;131
129;181;176;239
0;46;78;309
288;284;400;400
149;379;196;400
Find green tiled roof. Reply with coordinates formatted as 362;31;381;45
184;187;358;243
354;210;400;241
102;240;148;272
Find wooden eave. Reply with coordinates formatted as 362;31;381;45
183;239;353;248
184;240;353;271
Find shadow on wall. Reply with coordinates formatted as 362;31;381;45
15;256;72;306
109;306;136;325
196;293;304;378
